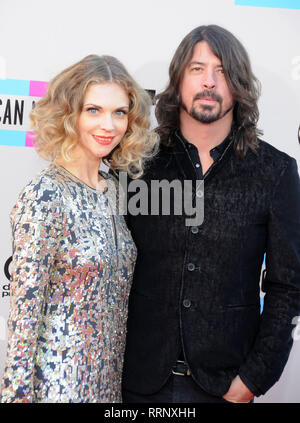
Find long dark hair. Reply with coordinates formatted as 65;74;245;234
155;25;262;156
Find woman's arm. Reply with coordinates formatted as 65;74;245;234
0;177;62;402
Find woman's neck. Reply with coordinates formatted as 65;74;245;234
55;154;103;190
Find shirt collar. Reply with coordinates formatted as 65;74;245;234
176;128;232;161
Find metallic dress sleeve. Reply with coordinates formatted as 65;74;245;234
0;177;63;402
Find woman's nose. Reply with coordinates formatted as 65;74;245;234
100;114;114;131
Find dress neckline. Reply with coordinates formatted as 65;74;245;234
52;162;109;194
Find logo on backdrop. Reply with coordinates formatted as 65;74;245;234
2;256;12;299
235;0;300;10
0;79;48;147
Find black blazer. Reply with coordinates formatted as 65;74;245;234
122;132;300;397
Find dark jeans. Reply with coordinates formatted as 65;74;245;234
122;362;230;403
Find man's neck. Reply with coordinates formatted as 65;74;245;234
179;109;233;153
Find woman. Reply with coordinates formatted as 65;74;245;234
0;55;158;403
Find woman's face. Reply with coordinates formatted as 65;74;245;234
77;82;130;161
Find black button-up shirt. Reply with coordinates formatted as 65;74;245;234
175;129;232;361
175;129;232;179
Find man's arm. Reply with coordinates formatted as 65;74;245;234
229;157;300;399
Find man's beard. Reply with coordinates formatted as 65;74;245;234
191;103;221;123
181;90;232;124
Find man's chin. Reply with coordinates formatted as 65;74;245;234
190;103;221;124
191;111;220;124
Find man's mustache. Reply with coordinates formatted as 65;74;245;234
193;90;222;103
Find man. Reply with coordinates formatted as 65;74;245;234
122;25;300;403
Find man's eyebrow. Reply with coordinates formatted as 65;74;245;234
188;61;205;66
188;61;223;68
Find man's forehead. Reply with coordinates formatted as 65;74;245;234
189;41;222;66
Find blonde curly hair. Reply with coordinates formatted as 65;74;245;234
30;55;159;178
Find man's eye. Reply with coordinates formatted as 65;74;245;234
191;67;203;72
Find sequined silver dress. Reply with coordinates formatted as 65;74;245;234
0;163;136;403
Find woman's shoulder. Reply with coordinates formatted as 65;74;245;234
10;165;65;236
18;163;63;202
11;164;65;223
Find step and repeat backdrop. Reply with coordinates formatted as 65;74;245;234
0;0;299;402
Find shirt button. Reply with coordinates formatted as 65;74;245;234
183;299;191;308
195;163;200;168
187;263;195;271
191;226;199;234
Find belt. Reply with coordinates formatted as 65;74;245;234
172;360;191;376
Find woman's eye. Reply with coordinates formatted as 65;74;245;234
115;110;127;117
87;107;98;114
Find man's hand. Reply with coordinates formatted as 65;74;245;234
222;375;255;403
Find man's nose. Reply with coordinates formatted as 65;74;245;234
202;70;216;89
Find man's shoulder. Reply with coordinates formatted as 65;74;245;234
246;138;296;177
255;138;294;164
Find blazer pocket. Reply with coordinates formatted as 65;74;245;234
222;303;259;310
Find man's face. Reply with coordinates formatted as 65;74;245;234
180;41;234;124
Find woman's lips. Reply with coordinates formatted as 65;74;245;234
93;135;114;145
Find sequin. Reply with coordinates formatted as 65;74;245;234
0;163;136;403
